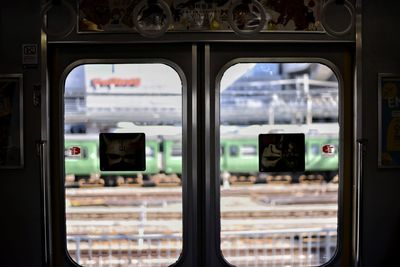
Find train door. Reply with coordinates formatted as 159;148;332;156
47;42;353;267
205;43;353;267
48;44;200;267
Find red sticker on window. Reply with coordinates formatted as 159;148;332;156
322;144;335;156
70;146;81;155
65;146;81;157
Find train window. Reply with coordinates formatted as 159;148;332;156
171;143;182;157
311;143;320;155
145;146;155;158
64;63;183;266
219;62;339;266
240;145;257;156
229;145;239;157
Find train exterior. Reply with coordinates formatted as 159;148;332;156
65;132;339;186
220;135;339;183
65;135;160;186
162;139;183;175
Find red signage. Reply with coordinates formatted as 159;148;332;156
91;78;141;88
322;144;335;156
69;146;81;156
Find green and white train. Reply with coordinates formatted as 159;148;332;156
64;132;339;186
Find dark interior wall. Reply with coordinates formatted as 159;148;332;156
0;1;43;267
361;1;400;266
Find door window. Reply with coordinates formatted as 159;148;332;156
219;62;340;266
64;63;183;266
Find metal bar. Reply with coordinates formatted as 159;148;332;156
355;139;366;267
317;232;320;264
326;232;332;260
65;229;338;266
38;140;50;266
89;238;93;267
108;239;112;267
76;236;81;264
307;232;312;265
354;0;364;264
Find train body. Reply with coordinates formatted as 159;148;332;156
65;132;339;186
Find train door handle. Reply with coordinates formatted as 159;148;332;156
355;139;367;266
37;140;52;266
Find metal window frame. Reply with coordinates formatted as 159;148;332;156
208;53;349;267
57;57;194;267
41;42;355;267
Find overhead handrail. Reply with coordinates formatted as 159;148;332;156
133;0;172;38
228;0;268;36
322;0;354;36
41;0;76;38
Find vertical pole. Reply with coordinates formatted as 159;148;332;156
304;74;312;124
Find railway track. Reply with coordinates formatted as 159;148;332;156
67;217;337;236
66;204;337;220
66;171;339;188
66;183;338;207
65;183;338;266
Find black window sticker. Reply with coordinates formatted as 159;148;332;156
259;133;305;172
99;133;146;171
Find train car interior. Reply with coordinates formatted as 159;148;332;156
0;0;399;266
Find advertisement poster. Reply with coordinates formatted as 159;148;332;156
99;133;146;171
379;74;400;167
78;0;324;33
0;75;23;168
258;133;305;172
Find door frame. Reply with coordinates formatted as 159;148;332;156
47;43;200;267
205;43;354;267
45;42;354;267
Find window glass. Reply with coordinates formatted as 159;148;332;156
146;146;155;158
64;63;183;266
229;145;239;157
171;142;182;157
219;62;339;266
240;145;257;156
311;143;320;155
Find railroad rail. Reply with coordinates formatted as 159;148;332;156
67;217;337;236
65;183;338;207
66;204;337;220
65;184;338;265
66;173;338;188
